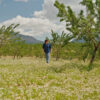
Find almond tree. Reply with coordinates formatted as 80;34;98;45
51;30;72;60
54;0;100;70
0;24;20;48
0;24;25;58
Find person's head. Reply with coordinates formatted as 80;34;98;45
45;40;49;44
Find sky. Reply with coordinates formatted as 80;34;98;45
0;0;85;40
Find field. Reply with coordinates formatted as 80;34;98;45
0;57;100;100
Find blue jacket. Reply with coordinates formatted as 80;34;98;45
43;43;51;53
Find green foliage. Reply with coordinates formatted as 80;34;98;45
0;43;44;58
0;24;20;48
0;24;26;58
50;30;72;60
54;0;100;70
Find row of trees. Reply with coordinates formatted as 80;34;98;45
0;43;43;59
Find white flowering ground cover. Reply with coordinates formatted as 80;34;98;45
0;57;100;100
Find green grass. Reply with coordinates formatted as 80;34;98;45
0;57;100;100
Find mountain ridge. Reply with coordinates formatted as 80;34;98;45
17;34;43;44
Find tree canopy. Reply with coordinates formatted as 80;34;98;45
54;0;100;70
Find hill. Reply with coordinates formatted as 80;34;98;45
17;34;43;44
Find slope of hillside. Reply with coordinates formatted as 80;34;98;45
17;34;43;44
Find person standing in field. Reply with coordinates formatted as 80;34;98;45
43;40;52;63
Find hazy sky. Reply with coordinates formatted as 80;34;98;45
0;0;84;40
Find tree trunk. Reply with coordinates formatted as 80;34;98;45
56;50;59;61
88;45;99;71
56;47;61;61
13;55;16;60
13;53;16;60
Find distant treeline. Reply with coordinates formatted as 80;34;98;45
0;43;43;59
0;42;99;60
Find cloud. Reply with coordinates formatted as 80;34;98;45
0;0;85;40
14;0;29;3
34;0;58;22
34;0;85;21
0;15;66;40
